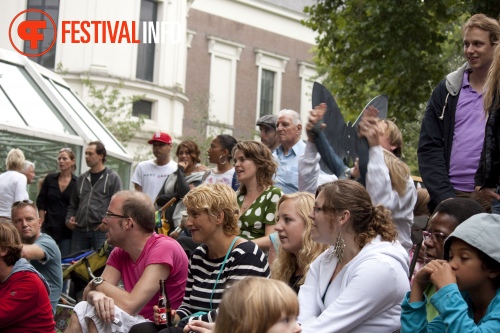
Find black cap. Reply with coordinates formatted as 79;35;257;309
256;114;278;130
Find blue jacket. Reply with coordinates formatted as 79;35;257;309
401;283;500;332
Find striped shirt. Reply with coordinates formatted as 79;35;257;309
176;240;270;323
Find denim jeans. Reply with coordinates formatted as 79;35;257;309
71;228;107;252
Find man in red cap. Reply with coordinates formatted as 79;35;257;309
131;132;177;202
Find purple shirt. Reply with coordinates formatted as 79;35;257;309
449;71;486;192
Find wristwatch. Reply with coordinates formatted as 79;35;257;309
91;277;105;290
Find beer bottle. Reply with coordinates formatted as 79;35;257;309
158;279;167;327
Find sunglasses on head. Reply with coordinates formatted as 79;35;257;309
12;199;34;208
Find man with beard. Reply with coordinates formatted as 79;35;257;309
256;114;279;152
66;141;122;252
65;191;188;333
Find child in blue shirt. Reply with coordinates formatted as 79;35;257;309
401;213;500;332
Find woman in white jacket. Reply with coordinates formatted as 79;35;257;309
298;180;409;333
359;106;416;254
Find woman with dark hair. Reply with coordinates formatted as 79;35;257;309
204;135;238;191
298;180;409;333
232;140;282;250
156;140;207;238
0;221;55;332
36;147;77;257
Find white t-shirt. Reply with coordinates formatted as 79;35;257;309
0;170;29;218
203;168;235;188
131;160;177;201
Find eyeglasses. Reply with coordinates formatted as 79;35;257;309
12;199;34;208
105;211;129;221
422;231;449;244
60;148;73;153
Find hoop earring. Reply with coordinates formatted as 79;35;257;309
219;154;227;165
333;224;345;263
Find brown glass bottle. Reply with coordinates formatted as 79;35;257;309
158;279;172;327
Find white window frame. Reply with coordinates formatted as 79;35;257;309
299;61;318;140
255;49;289;123
207;36;244;134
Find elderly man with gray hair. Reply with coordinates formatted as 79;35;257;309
21;160;36;185
272;109;305;194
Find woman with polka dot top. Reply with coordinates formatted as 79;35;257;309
232;141;283;251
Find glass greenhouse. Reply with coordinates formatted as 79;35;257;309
0;48;132;197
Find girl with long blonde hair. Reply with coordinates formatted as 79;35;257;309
271;192;329;292
359;107;416;253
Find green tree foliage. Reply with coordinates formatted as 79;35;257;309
179;93;230;165
82;77;145;146
303;1;499;173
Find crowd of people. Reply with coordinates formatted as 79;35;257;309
1;12;500;333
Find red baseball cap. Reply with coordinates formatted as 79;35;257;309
148;132;172;144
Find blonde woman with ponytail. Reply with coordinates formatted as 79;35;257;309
298;180;409;333
271;192;329;293
359;107;417;253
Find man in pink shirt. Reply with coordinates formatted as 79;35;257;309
65;191;188;333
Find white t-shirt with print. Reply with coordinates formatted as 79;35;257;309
131;160;177;201
203;168;235;188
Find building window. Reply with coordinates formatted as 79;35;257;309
255;49;289;122
299;62;318;141
206;36;244;134
136;0;158;82
132;99;153;119
24;0;60;69
259;69;275;117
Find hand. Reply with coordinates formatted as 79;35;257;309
363;105;379;118
178;161;189;170
413;260;439;287
475;186;500;201
184;320;215;333
428;260;456;289
306;103;327;141
153;306;179;326
89;291;115;323
66;217;78;230
94;223;107;232
169;230;180;240
358;116;382;147
351;158;360;179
